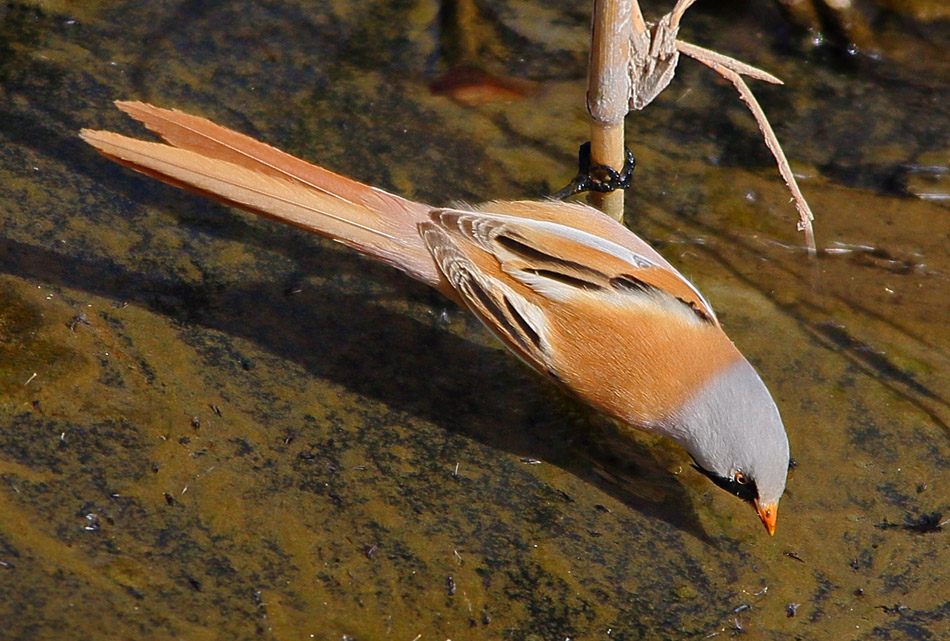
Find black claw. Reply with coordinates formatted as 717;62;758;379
552;142;636;199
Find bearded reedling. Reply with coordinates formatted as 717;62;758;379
81;101;790;534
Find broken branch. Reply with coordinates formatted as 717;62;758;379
679;41;816;254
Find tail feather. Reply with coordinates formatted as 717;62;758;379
81;102;446;290
113;102;426;218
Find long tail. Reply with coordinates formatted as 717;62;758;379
80;101;448;290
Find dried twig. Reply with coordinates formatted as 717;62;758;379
676;40;783;84
669;0;698;28
627;2;679;110
584;1;816;250
678;40;816;254
626;0;816;251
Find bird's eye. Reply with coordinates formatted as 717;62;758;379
734;472;749;485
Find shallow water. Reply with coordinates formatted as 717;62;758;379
1;1;948;639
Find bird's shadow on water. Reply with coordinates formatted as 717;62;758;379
1;101;721;546
8;261;725;546
0;231;717;545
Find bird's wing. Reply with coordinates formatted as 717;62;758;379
426;208;717;326
419;220;553;373
420;207;721;396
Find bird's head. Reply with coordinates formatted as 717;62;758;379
669;358;790;535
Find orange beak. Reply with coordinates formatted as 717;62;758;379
754;500;778;536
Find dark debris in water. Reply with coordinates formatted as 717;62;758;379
877;603;910;615
783;551;805;563
874;512;947;534
822;243;925;276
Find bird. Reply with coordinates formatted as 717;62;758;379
80;101;790;535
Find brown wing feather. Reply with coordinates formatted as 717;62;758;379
473;200;676;269
432;207;717;325
420;221;551;373
424;208;738;425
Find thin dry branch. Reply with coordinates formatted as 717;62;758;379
676;40;783;85
584;0;816;250
620;1;816;252
678;41;816;255
669;0;699;29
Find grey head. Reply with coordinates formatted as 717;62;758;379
665;357;790;535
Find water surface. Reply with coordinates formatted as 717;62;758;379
1;1;948;639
